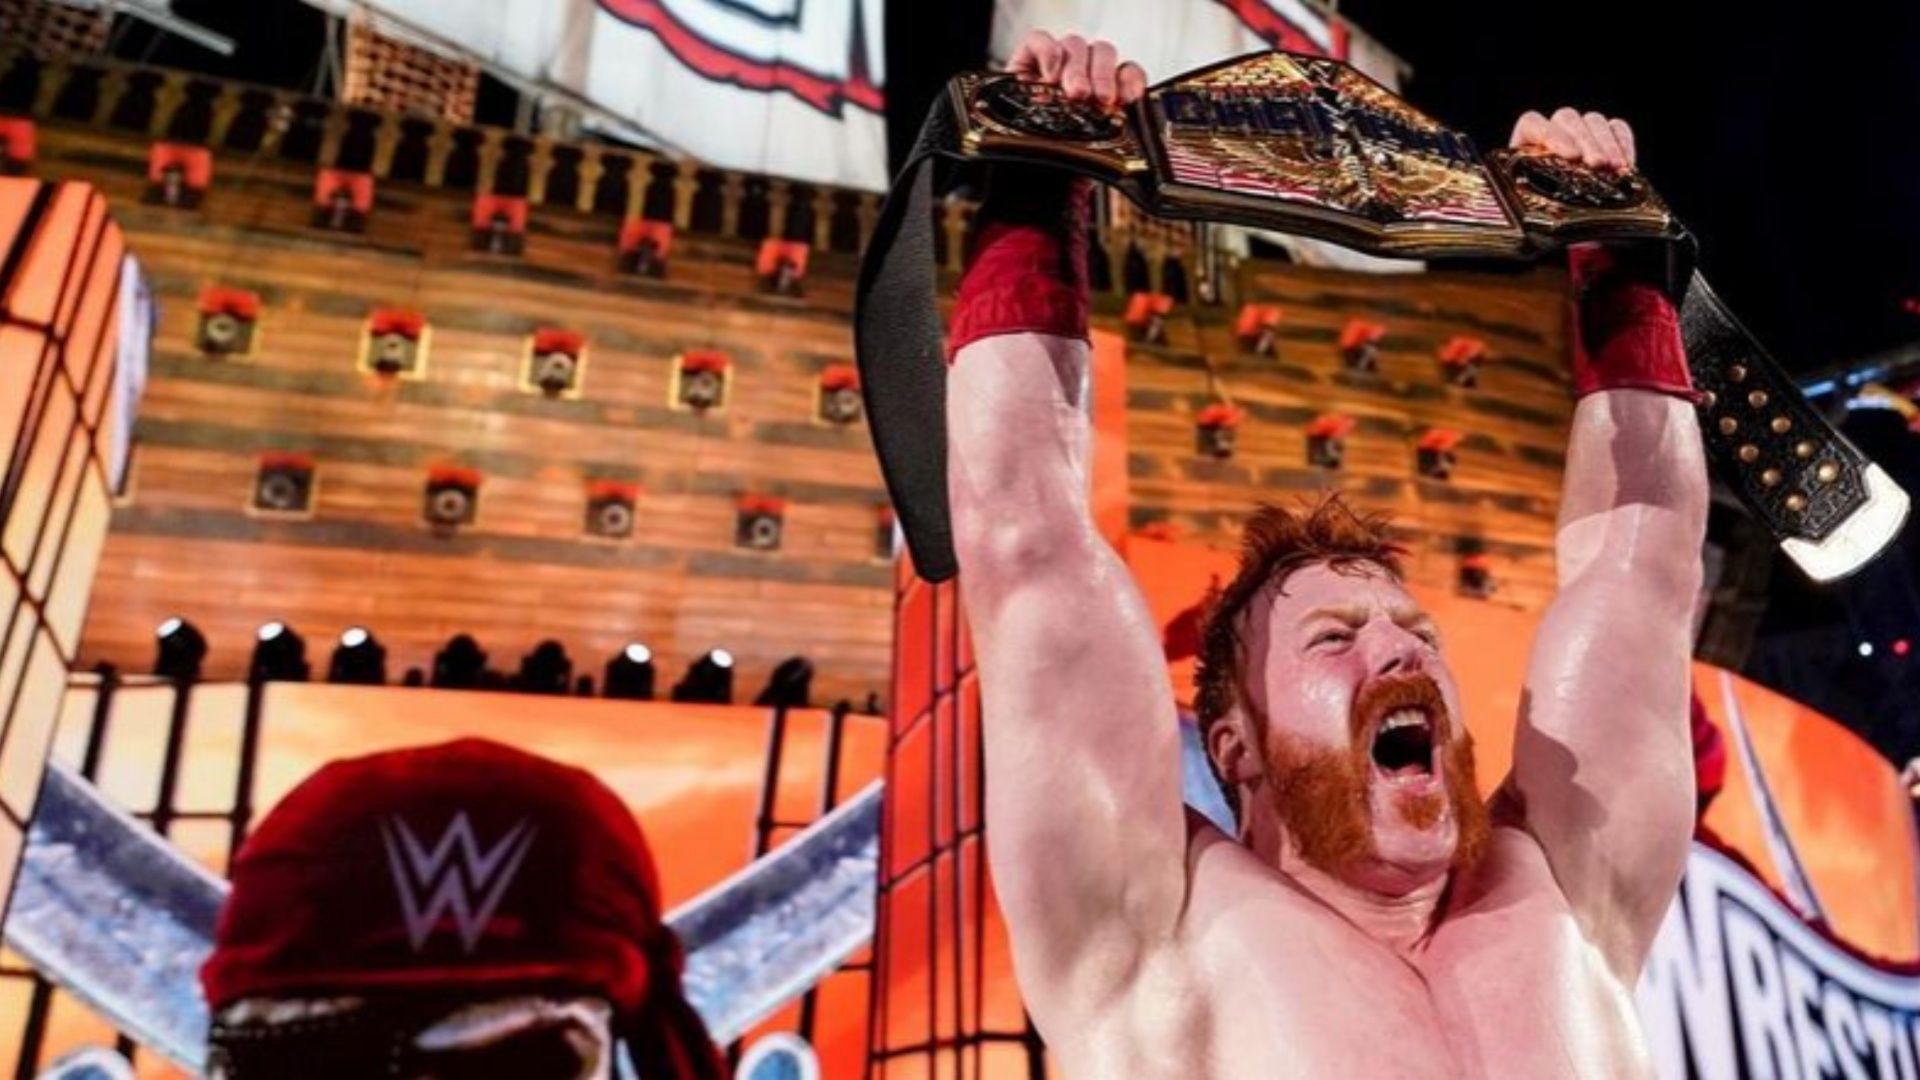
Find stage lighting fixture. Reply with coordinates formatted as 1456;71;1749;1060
249;620;310;682
754;655;814;708
1860;642;1876;658
671;648;735;704
195;287;260;359
514;639;573;695
328;626;388;685
153;617;208;680
1896;639;1912;658
432;633;488;689
604;642;657;701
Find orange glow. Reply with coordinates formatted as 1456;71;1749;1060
19;687;887;1076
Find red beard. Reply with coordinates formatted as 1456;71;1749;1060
1262;674;1491;878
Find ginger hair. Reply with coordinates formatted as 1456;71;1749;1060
1193;494;1405;816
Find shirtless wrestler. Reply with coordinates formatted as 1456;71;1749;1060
945;31;1708;1079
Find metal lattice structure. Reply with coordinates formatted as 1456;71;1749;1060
0;0;109;60
341;9;478;124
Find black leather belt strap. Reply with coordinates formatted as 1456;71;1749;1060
855;105;964;581
856;106;960;584
1678;274;1895;581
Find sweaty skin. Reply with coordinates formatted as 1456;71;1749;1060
948;32;1708;1079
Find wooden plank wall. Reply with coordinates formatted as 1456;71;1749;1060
31;119;1575;706
33;123;894;706
1110;257;1574;613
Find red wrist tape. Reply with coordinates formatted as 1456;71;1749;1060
947;184;1091;361
1567;244;1698;401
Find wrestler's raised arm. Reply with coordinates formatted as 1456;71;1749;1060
1504;110;1709;983
946;32;1185;1026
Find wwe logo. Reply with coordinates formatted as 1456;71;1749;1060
380;812;537;953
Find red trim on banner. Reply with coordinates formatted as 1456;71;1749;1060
843;75;885;114
597;0;885;117
1210;0;1338;57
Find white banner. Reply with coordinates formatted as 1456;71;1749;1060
1637;840;1920;1080
306;0;888;190
588;0;886;189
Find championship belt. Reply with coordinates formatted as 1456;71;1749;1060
855;51;1908;584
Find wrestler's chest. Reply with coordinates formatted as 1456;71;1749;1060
1175;866;1649;1076
1412;862;1655;1077
1182;909;1457;1078
1183;910;1646;1080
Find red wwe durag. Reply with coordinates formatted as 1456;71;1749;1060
201;737;725;1079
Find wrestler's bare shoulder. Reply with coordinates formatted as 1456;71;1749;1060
1045;819;1656;1079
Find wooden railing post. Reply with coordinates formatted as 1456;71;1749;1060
474;127;504;193
31;59;69;116
527;136;556;204
317;106;349;167
260;93;296;155
671;158;701;230
423;121;455;186
1103;229;1130;298
856;193;880;254
207;84;244;147
719;172;745;238
624;153;650;219
150;72;188;138
811;187;835;251
767;178;792;241
10;51;901;259
91;68;127;128
371;113;402;177
577;146;605;214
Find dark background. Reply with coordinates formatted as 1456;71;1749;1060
885;0;1920;376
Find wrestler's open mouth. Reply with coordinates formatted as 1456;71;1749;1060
1370;709;1435;778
